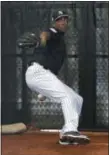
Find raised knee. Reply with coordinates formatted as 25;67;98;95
79;96;83;104
68;91;83;104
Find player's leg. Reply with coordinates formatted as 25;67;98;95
25;62;90;144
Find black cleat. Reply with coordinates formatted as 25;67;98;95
59;131;90;145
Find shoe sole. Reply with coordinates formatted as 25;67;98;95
59;140;78;145
59;136;90;145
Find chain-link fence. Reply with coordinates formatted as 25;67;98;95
1;2;108;130
95;7;108;127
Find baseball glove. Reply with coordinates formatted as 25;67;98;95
17;32;39;48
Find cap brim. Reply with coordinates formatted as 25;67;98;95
55;15;68;21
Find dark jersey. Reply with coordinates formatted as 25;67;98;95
31;27;67;75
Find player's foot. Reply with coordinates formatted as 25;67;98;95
37;94;46;102
59;131;90;145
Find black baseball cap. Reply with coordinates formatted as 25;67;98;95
52;10;69;21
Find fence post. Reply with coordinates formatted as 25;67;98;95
78;3;96;129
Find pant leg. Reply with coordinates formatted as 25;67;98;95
25;62;83;132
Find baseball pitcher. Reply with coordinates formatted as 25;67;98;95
18;10;90;145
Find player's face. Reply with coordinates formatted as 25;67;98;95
55;17;68;32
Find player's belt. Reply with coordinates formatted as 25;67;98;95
27;61;36;67
27;61;48;70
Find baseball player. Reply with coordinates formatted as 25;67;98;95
24;10;90;145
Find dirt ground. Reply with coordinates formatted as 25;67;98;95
2;132;108;155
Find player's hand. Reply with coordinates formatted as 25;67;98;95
40;32;50;46
37;94;46;102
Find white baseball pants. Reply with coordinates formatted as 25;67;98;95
25;62;83;133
